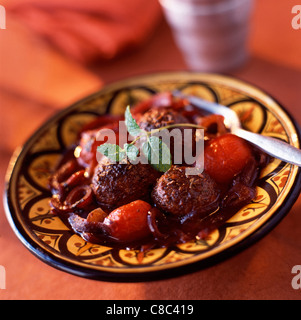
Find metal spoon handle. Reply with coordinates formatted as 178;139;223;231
234;128;301;166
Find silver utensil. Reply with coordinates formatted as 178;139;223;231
173;91;301;167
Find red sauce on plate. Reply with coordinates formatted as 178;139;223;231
49;92;270;250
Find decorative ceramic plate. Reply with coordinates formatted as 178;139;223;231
4;72;301;281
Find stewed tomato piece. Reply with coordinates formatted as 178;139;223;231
104;200;152;242
204;133;252;184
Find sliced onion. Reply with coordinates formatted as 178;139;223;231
63;170;89;189
147;208;168;240
68;213;111;237
49;196;71;214
65;185;93;209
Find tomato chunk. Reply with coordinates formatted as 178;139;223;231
104;200;152;242
204;133;252;184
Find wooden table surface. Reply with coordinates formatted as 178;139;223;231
1;0;301;300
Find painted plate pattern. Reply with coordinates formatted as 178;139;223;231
4;72;301;281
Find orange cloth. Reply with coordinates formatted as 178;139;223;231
5;0;162;63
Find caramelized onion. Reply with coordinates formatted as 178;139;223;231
49;160;78;190
65;185;93;209
49;196;71;214
68;213;105;234
222;183;256;209
63;170;89;189
147;208;168;240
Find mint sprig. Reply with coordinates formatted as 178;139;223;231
142;136;172;172
97;143;126;163
123;143;139;161
96;105;203;172
125;105;141;137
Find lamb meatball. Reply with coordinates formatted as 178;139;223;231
92;159;160;210
152;166;220;217
137;107;189;131
137;108;196;165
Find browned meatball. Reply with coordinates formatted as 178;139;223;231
92;160;160;210
137;107;189;131
152;166;220;217
137;108;196;165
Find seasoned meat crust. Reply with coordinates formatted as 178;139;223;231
152;166;220;217
138;107;195;165
92;160;160;210
137;107;189;131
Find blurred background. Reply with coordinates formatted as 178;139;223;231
1;0;301;299
0;0;301;151
1;0;301;155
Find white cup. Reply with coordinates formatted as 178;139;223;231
160;0;254;72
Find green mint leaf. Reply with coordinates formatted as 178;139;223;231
125;105;141;137
97;143;126;163
142;136;172;172
124;143;139;161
